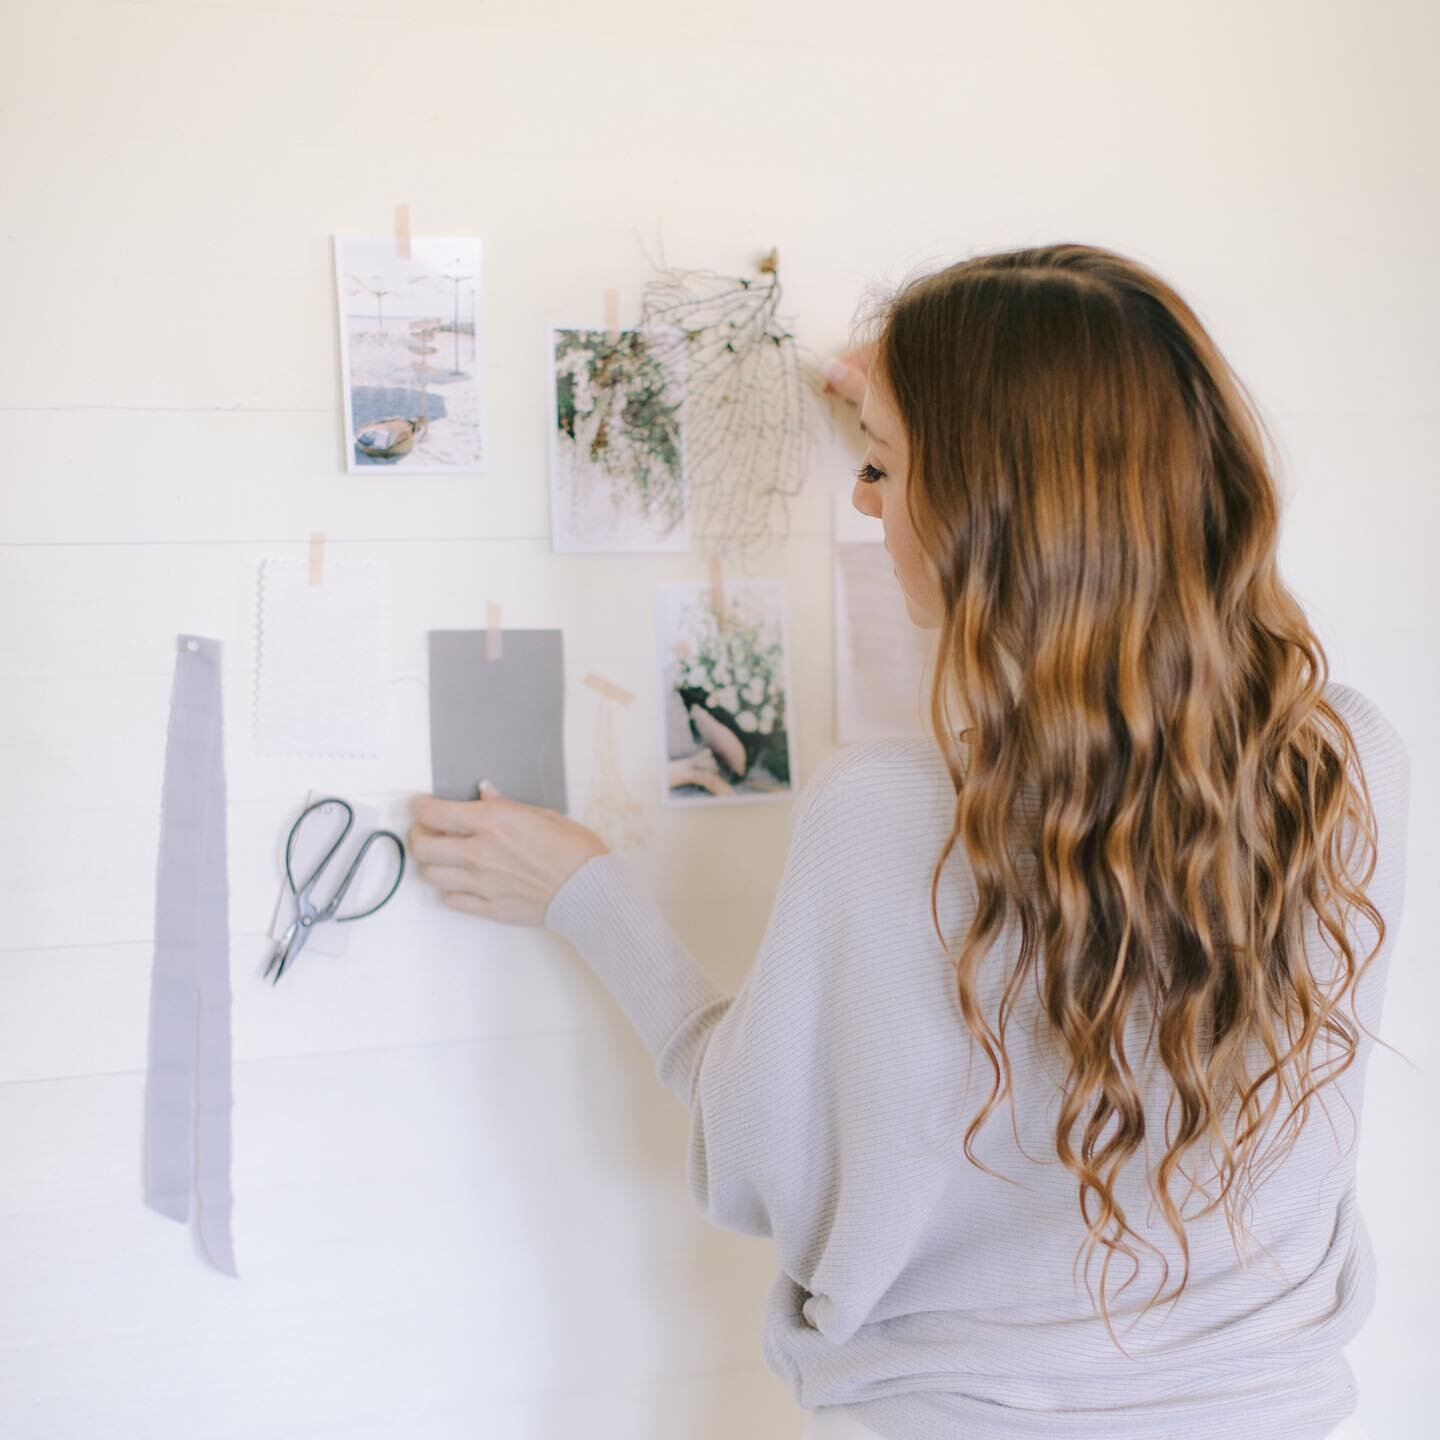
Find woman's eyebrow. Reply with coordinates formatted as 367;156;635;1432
859;418;890;446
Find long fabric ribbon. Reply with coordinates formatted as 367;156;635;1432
143;634;238;1275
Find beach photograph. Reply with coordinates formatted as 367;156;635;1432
334;235;486;474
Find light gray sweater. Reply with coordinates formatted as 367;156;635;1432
544;681;1410;1439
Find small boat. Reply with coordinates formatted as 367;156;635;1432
355;416;427;459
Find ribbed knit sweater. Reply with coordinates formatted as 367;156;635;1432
544;680;1410;1440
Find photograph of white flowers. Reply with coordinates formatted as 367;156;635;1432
548;325;691;552
654;580;795;805
334;235;486;474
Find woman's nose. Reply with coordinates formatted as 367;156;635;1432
851;478;880;518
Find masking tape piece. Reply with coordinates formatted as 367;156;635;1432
708;554;726;617
603;287;620;340
582;672;636;707
486;600;503;660
394;203;411;260
308;532;326;585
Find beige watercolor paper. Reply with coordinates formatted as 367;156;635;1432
834;540;936;743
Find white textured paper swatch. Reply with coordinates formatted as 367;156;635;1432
253;556;388;757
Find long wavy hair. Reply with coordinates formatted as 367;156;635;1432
860;243;1389;1347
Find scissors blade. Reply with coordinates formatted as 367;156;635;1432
266;917;302;984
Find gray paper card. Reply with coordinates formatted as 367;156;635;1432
427;629;568;812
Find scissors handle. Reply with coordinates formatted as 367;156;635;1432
328;829;406;922
286;797;355;900
268;801;406;985
285;797;406;920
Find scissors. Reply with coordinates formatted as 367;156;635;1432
265;796;406;984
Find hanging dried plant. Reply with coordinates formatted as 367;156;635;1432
634;244;824;565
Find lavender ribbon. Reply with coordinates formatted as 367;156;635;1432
143;635;238;1276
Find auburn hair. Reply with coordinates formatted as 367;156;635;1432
858;243;1388;1349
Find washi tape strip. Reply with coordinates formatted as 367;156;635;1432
143;634;239;1276
708;553;727;621
582;672;636;707
486;599;503;660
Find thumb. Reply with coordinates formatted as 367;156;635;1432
477;779;504;799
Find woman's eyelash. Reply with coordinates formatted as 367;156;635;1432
854;462;886;484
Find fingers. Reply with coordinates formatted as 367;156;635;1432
407;827;473;868
409;792;485;835
441;891;492;918
846;341;875;373
419;863;478;895
822;355;869;406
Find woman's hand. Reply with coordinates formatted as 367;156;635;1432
822;342;872;407
408;781;610;927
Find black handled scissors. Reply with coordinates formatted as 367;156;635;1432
264;797;406;984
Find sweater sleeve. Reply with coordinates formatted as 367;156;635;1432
542;754;844;1127
544;746;970;1345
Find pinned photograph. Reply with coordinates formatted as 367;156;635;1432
835;540;936;742
548;325;690;552
334;235;486;474
654;580;795;805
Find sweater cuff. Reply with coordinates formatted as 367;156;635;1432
544;852;728;1067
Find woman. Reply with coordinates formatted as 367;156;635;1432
409;243;1408;1439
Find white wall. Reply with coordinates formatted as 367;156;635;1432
3;2;1436;1436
